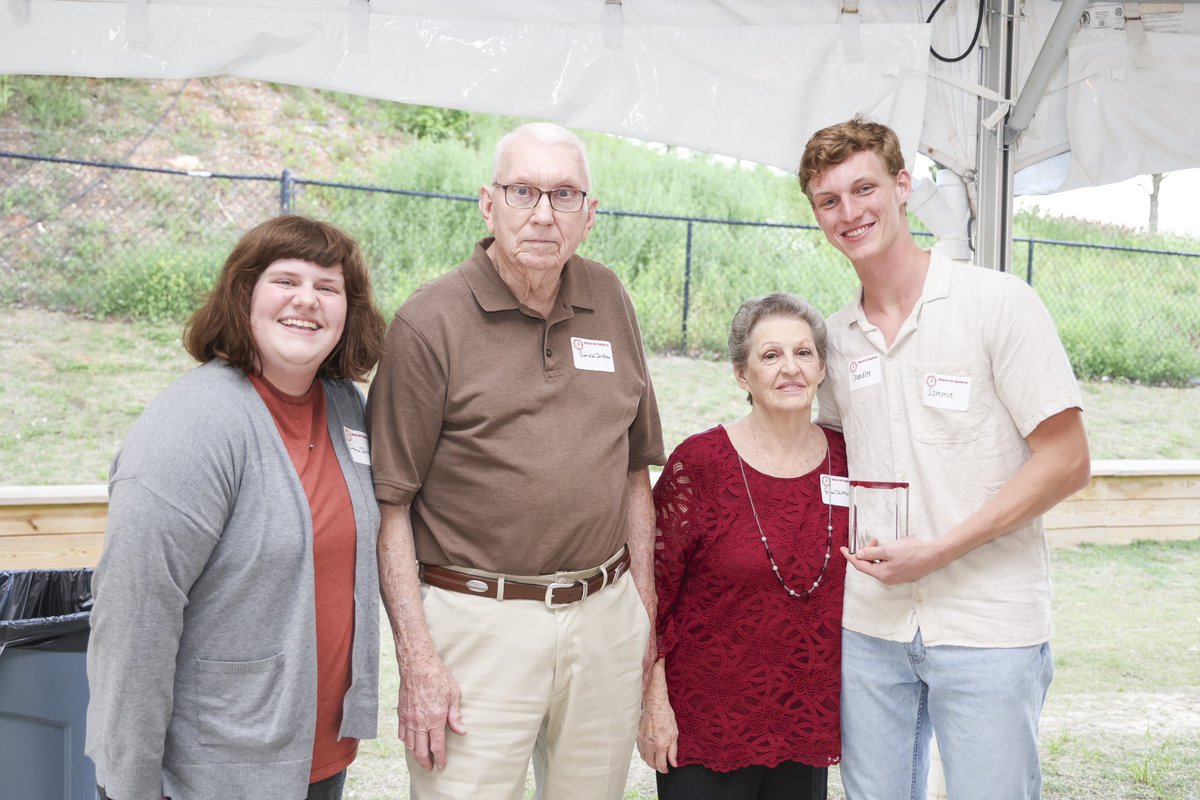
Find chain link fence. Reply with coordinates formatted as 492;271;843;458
3;151;1198;383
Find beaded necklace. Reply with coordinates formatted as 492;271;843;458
735;439;834;599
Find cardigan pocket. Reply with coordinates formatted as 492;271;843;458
195;652;289;756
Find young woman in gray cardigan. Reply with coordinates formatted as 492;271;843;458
86;216;387;800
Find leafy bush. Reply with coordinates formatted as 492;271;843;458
386;105;476;143
2;83;1197;383
92;245;223;321
1023;239;1199;384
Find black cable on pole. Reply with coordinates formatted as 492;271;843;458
928;0;987;64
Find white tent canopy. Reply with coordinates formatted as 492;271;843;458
4;0;1200;267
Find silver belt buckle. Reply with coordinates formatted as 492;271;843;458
544;580;583;609
544;581;572;609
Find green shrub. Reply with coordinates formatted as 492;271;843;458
92;246;222;321
385;105;476;143
1028;240;1199;384
4;83;1197;383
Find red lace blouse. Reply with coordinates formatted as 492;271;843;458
653;425;848;772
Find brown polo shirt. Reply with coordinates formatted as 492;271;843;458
367;238;665;574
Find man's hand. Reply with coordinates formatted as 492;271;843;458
636;659;678;774
842;408;1091;586
397;653;467;771
377;503;467;771
624;468;658;691
841;535;947;585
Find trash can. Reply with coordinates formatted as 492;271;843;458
0;568;96;800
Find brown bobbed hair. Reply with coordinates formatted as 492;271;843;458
797;115;906;202
184;215;386;382
728;292;828;405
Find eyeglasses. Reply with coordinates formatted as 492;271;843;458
493;183;588;213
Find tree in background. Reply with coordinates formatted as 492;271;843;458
1146;172;1167;233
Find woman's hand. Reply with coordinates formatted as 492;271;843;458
636;659;679;774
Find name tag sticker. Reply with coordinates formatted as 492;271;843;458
848;353;881;391
343;427;371;465
922;374;971;411
571;337;615;373
821;474;851;507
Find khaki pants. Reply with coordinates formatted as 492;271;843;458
408;567;650;800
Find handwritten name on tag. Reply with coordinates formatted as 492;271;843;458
921;374;971;411
571;337;615;372
848;353;881;391
343;427;371;465
821;474;851;507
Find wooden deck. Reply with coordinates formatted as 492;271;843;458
2;462;1199;569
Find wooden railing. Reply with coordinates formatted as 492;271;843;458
1041;460;1200;547
2;462;1199;570
1;485;109;570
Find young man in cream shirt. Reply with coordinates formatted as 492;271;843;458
800;117;1091;800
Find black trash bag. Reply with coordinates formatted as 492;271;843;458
0;569;93;653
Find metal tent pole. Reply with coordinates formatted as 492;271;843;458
973;0;1019;272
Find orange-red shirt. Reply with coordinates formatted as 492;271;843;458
251;373;358;783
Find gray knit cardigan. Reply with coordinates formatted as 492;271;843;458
86;359;380;800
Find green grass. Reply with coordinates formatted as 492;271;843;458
4;76;1198;382
2;310;1198;486
1042;733;1200;800
4;71;1198;800
1050;540;1200;694
347;541;1200;799
0;75;163;155
0;310;194;484
1081;381;1200;459
3;310;1198;798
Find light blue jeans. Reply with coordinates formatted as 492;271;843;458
840;628;1053;800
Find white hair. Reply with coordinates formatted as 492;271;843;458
491;122;593;191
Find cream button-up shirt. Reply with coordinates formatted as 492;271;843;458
816;253;1082;647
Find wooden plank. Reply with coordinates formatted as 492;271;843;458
1063;480;1108;502
1065;474;1200;502
0;532;106;569
1045;498;1200;530
1051;497;1108;513
0;504;108;537
0;465;1197;568
0;484;107;505
1099;474;1200;501
1090;460;1200;477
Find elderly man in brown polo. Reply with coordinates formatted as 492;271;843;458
367;122;665;799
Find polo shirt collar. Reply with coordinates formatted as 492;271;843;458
847;250;952;332
459;237;597;315
920;250;955;303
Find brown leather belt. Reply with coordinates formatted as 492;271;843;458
419;546;631;608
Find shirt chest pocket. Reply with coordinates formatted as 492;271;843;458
903;359;991;445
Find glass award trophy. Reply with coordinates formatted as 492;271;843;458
848;480;909;554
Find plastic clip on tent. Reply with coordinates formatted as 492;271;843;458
0;568;98;800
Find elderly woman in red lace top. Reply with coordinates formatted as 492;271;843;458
637;292;848;800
